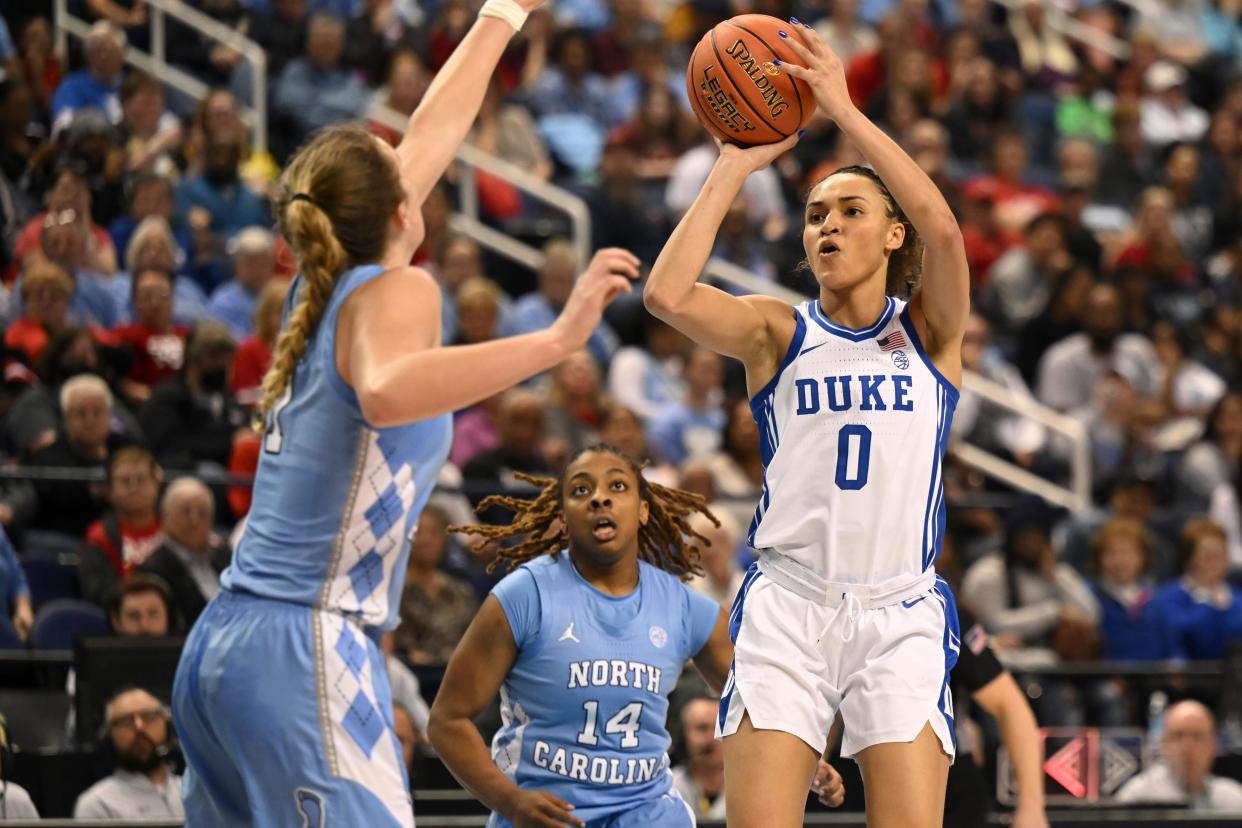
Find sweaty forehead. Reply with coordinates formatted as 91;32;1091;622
807;174;883;207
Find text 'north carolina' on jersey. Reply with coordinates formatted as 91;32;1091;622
748;297;958;604
222;264;452;630
488;553;718;824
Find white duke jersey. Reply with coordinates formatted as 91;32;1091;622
749;296;958;604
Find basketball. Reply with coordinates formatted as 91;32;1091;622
686;14;816;147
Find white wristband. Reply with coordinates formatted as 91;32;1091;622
479;0;528;32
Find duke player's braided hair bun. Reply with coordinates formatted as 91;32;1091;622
259;123;405;417
449;444;719;579
815;165;924;299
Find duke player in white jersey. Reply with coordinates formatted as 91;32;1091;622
170;1;640;824
428;445;733;827
644;22;970;828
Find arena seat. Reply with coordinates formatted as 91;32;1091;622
29;600;109;650
21;557;82;609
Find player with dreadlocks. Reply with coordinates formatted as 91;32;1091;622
428;444;734;828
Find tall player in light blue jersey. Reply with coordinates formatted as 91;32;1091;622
644;22;970;828
428;445;734;827
170;1;640;824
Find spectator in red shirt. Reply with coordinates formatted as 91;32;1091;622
78;445;164;607
112;267;187;406
231;278;287;411
965;129;1060;247
4;260;73;364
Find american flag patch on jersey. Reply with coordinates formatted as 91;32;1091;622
965;623;989;654
878;330;907;351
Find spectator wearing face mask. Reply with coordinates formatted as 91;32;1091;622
138;320;248;473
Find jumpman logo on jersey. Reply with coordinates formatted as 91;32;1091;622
559;622;581;644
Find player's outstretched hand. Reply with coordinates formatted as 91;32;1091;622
811;758;845;808
507;790;584;827
776;19;852;122
551;248;639;351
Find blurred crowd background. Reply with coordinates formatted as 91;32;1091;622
2;0;1242;820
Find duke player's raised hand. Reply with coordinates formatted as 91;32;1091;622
551;248;640;352
811;759;845;808
507;789;584;827
774;19;853;122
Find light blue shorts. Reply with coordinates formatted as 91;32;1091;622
173;589;413;827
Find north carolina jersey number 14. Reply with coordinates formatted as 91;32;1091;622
576;701;643;749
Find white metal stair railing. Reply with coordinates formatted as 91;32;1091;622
53;0;269;155
369;104;593;271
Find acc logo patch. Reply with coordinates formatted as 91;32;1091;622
649;625;668;648
891;350;910;370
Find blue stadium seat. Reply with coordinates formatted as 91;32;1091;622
29;600;109;650
20;531;84;562
21;558;82;609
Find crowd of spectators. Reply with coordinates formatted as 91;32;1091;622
3;0;1242;818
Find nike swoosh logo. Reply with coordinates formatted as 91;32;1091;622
799;342;828;357
901;596;927;609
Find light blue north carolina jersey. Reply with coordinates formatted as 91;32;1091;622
222;264;452;630
489;553;719;824
749;297;958;603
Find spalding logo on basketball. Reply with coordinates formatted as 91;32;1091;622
687;14;815;147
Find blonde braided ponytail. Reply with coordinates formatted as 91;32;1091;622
258;123;405;417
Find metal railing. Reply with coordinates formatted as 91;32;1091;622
49;3;1093;512
961;371;1092;511
369;104;594;270
54;0;268;154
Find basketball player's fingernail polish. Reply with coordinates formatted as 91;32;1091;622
790;17;801;24
804;22;813;28
798;130;806;137
773;59;781;66
779;30;788;37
